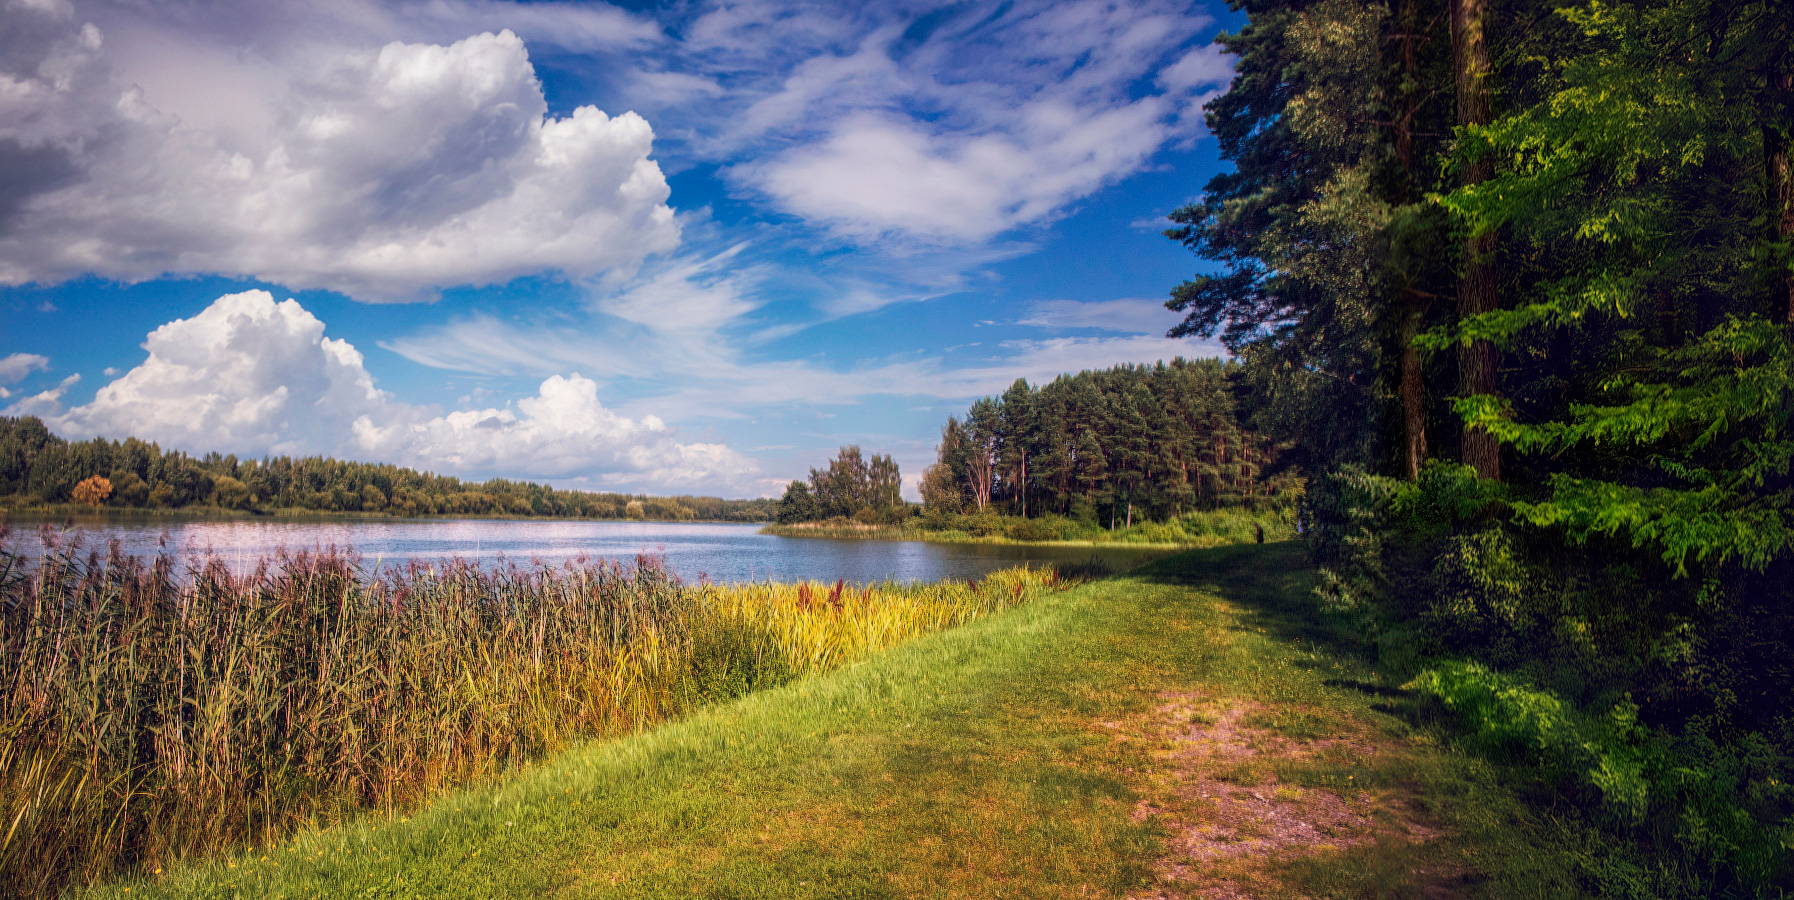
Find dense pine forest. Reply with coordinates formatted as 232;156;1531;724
0;416;776;521
772;358;1300;543
1188;0;1794;893
919;358;1296;525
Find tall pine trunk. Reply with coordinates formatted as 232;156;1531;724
1769;65;1794;324
1395;0;1429;479
1452;0;1500;480
1400;301;1429;478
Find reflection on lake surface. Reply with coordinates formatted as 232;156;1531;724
0;516;1168;584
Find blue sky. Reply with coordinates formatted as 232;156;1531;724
0;0;1235;498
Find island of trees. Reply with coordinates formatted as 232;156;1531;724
0;416;776;521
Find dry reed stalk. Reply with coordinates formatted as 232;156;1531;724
0;538;1065;899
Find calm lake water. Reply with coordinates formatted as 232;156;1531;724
0;516;1167;584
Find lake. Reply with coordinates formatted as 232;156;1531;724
0;515;1169;584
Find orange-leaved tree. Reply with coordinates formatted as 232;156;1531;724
71;475;112;507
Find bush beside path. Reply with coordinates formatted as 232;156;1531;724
100;544;1591;900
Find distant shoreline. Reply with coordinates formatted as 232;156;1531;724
759;521;1241;550
0;503;770;527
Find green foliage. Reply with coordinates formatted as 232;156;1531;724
1190;0;1794;890
923;359;1300;528
774;446;909;525
1458;316;1794;573
775;480;819;524
0;416;775;521
1003;516;1067;542
1411;661;1794;887
1410;661;1583;759
1427;527;1541;654
898;507;1294;547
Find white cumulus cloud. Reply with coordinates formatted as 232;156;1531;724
28;290;758;492
0;4;678;300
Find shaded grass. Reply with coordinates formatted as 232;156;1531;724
89;542;1611;900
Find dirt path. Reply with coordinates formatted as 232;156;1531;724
1088;564;1502;900
1117;693;1469;899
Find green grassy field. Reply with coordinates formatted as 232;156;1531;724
91;544;1596;900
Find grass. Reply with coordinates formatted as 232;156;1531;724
0;541;1064;899
83;543;1610;900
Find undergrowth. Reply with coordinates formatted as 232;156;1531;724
1312;464;1794;897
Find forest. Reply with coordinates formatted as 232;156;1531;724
0;416;776;522
1185;0;1794;893
771;359;1300;546
918;358;1297;526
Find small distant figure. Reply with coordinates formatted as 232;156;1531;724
1254;523;1265;544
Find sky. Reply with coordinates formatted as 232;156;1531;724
0;0;1237;499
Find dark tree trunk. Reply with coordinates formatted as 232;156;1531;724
1400;299;1429;479
1769;67;1794;324
1452;0;1500;480
1392;0;1432;479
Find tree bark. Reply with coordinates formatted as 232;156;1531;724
1019;451;1028;518
1395;0;1430;479
1401;298;1430;478
1452;0;1501;480
1769;67;1794;324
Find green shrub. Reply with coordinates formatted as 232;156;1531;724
1426;528;1546;663
964;511;1006;537
1410;660;1794;890
1005;518;1060;541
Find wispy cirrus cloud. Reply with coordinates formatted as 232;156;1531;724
1019;298;1188;334
654;0;1231;245
382;302;1223;420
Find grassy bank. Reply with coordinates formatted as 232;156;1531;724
0;544;1064;899
765;506;1294;547
87;544;1623;900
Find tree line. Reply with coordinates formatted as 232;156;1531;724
0;416;776;522
1184;0;1793;891
920;359;1295;528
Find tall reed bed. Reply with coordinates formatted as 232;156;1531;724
0;535;1065;899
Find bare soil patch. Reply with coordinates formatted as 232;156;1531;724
1120;693;1447;899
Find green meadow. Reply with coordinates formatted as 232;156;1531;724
80;544;1629;900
